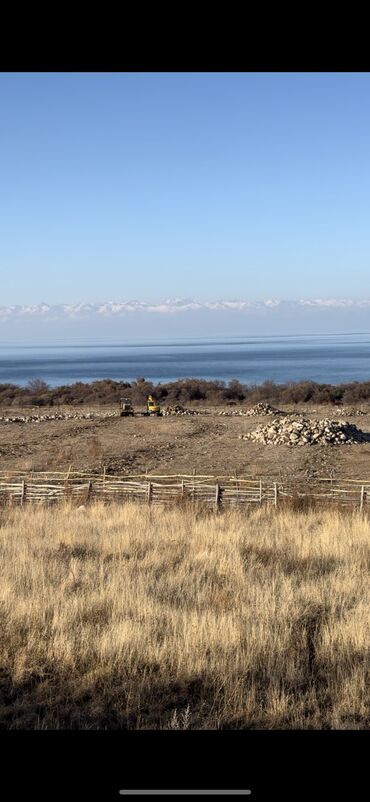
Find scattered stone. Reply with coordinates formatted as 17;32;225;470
241;415;368;446
331;407;367;417
0;411;120;424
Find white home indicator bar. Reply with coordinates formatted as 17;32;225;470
120;788;252;796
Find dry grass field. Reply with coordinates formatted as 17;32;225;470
0;502;369;729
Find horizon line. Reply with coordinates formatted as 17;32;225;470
1;330;370;349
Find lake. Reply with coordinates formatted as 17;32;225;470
1;333;370;387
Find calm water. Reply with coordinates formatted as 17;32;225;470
1;334;370;387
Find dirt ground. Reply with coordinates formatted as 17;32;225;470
2;402;370;483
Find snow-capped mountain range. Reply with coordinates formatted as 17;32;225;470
1;298;370;319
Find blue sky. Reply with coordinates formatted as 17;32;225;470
1;72;370;337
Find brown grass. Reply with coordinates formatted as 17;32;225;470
0;503;369;729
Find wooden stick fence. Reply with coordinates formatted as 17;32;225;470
0;471;370;510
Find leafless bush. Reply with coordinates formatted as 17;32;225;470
1;377;370;409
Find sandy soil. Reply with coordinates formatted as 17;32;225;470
2;403;370;483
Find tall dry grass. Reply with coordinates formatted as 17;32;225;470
0;502;368;729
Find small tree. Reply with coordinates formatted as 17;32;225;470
27;378;49;393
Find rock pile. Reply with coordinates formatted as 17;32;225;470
219;409;245;416
244;402;284;416
240;416;368;446
218;402;283;417
162;404;199;416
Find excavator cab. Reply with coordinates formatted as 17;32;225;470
146;395;161;416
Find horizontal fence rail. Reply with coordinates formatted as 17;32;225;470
0;471;370;510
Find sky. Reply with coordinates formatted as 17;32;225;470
1;72;370;339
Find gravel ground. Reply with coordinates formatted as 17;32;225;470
1;403;370;481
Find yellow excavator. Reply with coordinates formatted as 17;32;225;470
146;395;161;416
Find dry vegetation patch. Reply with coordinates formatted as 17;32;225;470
0;503;369;729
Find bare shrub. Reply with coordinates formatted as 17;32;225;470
1;376;370;409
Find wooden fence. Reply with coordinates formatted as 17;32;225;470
0;470;370;510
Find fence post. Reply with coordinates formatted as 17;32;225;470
20;480;26;506
274;482;278;507
87;480;92;503
235;471;239;503
360;485;365;511
64;465;71;504
147;481;152;505
181;479;184;498
215;482;220;512
190;471;196;505
259;479;263;504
